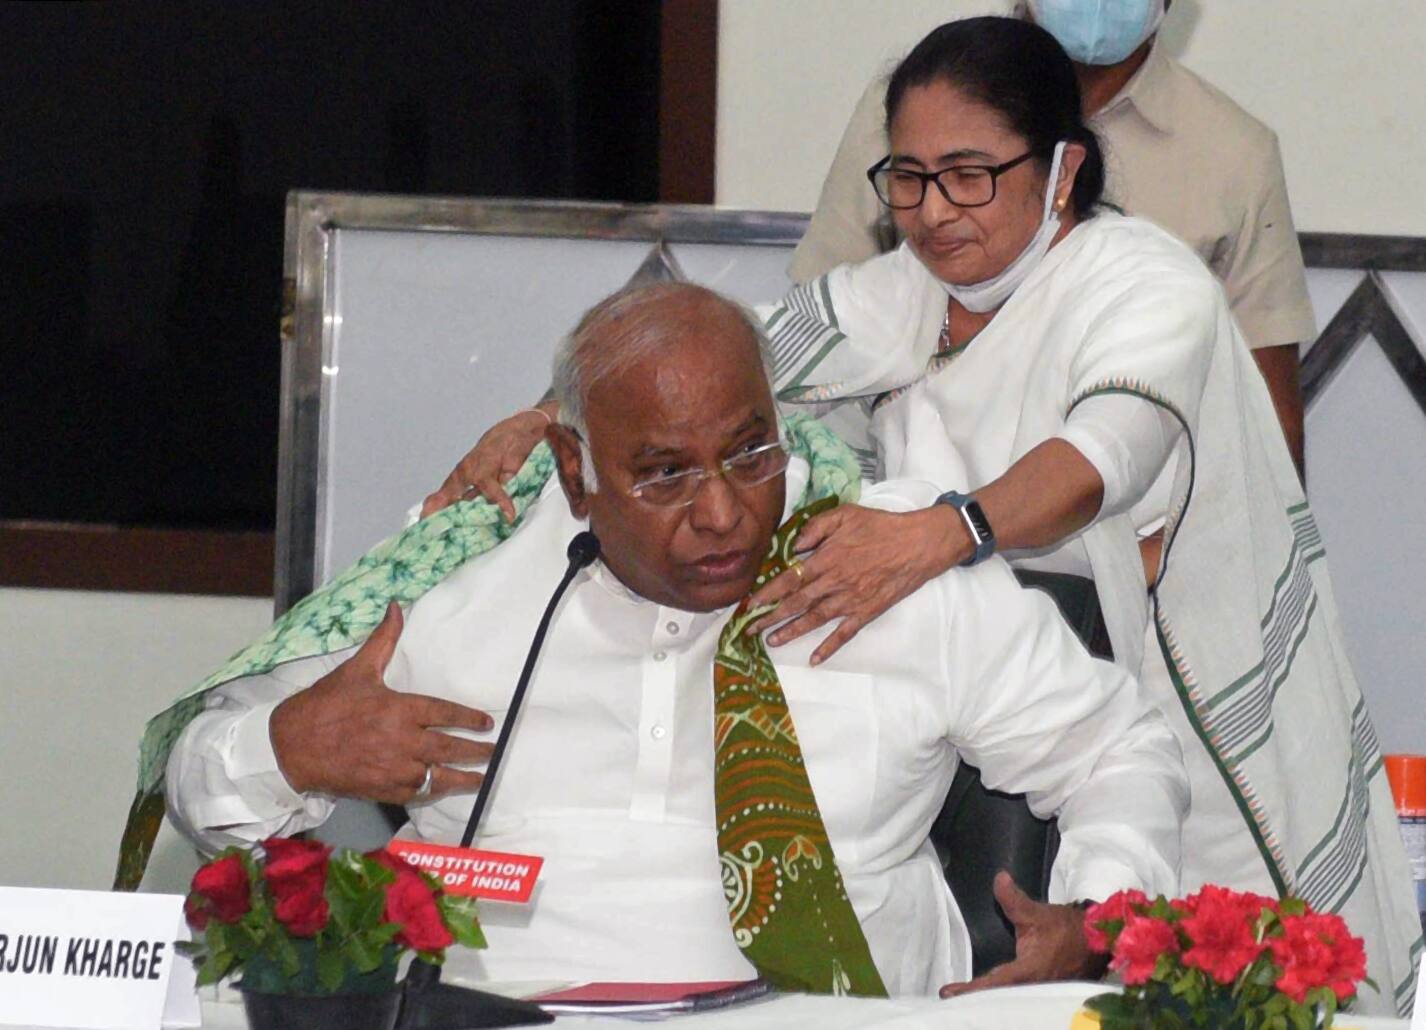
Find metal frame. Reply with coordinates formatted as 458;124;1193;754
277;191;810;613
1299;233;1426;273
1301;273;1426;417
278;191;1426;613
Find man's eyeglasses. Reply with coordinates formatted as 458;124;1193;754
624;438;791;509
867;151;1035;210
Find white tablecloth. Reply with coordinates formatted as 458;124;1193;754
192;981;1408;1030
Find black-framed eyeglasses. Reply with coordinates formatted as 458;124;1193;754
867;151;1035;210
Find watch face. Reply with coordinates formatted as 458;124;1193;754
964;501;993;544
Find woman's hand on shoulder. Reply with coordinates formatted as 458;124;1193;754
420;403;557;521
745;502;969;663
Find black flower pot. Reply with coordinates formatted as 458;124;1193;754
241;986;403;1030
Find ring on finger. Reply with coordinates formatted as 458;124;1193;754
788;557;806;580
413;763;434;800
460;484;479;497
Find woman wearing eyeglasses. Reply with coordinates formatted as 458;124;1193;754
743;19;1418;1014
419;16;1418;1014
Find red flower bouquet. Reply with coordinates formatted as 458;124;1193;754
1083;886;1371;1029
179;837;484;996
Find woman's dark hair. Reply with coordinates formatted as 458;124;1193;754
884;17;1106;217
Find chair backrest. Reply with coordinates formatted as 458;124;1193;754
929;569;1110;977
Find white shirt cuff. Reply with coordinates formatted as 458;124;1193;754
224;698;308;817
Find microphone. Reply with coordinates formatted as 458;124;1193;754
459;531;599;848
565;530;601;571
399;533;598;1029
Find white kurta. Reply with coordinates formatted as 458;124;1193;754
168;469;1186;995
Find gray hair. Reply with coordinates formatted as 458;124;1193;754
551;282;778;491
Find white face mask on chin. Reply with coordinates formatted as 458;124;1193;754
939;141;1067;314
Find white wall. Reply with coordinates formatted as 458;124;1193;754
0;588;272;894
716;0;1426;235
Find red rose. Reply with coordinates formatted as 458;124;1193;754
364;849;454;953
184;894;210;932
1179;893;1265;983
262;837;331;894
1110;912;1180;986
383;872;453;952
1083;889;1149;953
1270;913;1365;1003
186;854;251;929
262;837;332;937
273;885;330;937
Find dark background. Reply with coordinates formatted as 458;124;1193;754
1;1;662;532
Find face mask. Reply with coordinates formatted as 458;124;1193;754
940;142;1067;314
1028;0;1166;66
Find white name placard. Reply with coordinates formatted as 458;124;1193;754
0;886;200;1030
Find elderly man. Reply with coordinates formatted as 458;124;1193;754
164;282;1187;996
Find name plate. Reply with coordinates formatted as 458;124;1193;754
0;886;199;1030
387;840;543;904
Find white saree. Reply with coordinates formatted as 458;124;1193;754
763;213;1422;1016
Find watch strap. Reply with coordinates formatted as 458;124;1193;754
935;490;997;566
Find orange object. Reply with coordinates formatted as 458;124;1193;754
1384;755;1426;816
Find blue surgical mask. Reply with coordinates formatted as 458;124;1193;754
1028;0;1166;66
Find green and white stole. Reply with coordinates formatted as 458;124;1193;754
114;413;887;996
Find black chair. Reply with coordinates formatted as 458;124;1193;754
928;569;1113;976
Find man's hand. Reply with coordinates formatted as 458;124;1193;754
939;872;1107;999
269;602;495;804
420;403;556;521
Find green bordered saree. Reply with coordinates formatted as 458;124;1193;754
759;215;1423;1015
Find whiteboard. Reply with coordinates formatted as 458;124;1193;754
319;232;799;582
281;194;1426;760
277;194;808;612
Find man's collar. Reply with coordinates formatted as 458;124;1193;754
1097;38;1175;135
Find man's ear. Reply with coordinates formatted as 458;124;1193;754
548;424;591;519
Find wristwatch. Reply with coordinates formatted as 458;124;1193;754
935;490;996;567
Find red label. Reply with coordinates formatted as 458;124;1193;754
386;840;543;904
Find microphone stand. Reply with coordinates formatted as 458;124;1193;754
397;532;600;1030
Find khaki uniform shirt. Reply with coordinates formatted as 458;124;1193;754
788;42;1316;350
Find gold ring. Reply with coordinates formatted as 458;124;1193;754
788;558;805;580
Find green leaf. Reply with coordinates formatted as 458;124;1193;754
450;916;487;951
274;933;301;979
344;932;382;973
1084;990;1129;1014
367;922;400;947
316;947;346;993
351;888;385;931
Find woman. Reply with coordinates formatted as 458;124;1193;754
424;18;1419;1014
